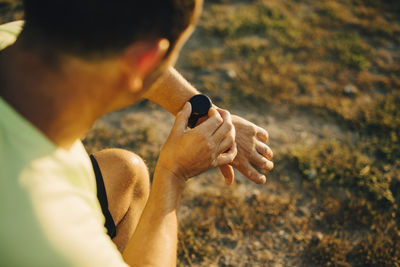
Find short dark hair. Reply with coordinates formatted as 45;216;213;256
22;0;198;59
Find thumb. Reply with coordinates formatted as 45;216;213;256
219;164;235;185
173;102;192;133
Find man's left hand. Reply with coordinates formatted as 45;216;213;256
219;115;273;185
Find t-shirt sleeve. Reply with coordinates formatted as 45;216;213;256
34;185;130;267
19;148;130;267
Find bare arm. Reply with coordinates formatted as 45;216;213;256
143;66;198;115
122;166;184;266
122;104;236;266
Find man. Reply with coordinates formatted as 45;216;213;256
0;0;273;266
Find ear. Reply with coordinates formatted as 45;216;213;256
123;38;169;92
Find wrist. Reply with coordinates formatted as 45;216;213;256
153;163;186;191
149;164;186;211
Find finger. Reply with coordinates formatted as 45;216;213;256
256;127;269;143
255;141;273;160
237;161;267;184
173;102;192;133
217;134;235;154
250;152;274;171
213;109;235;142
219;165;235;185
197;108;223;135
215;143;237;166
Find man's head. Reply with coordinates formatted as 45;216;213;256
22;0;200;59
19;0;202;110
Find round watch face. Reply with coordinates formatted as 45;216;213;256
188;94;212;128
189;94;212;117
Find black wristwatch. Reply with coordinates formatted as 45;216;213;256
188;94;212;128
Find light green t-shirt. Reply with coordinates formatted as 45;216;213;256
0;21;128;266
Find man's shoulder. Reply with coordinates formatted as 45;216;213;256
0;97;95;193
0;20;24;50
21;141;98;195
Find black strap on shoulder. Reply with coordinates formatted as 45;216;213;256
90;154;117;239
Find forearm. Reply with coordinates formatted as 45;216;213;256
122;165;185;266
143;66;199;115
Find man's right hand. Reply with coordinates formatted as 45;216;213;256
157;102;237;181
124;101;237;266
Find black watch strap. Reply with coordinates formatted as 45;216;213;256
188;114;200;128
